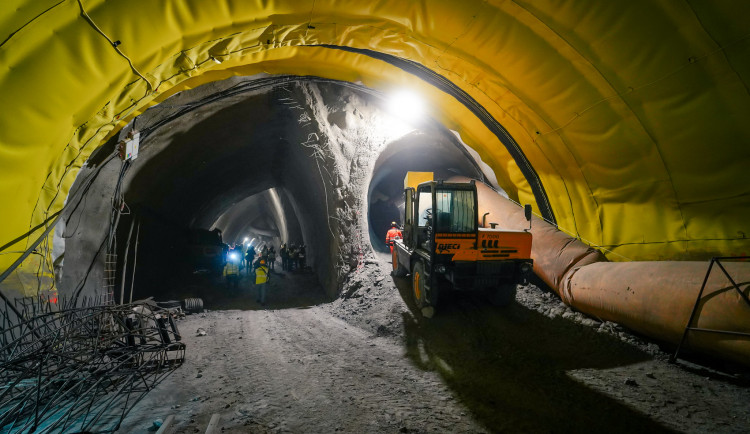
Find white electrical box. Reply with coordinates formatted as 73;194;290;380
118;131;140;160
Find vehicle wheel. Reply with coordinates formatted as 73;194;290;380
488;283;517;307
411;261;427;309
391;248;407;277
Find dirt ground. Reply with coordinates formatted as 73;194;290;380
119;255;750;433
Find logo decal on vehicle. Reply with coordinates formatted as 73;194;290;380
437;243;460;252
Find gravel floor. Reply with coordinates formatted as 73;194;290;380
119;256;750;433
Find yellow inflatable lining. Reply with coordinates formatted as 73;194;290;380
1;0;749;294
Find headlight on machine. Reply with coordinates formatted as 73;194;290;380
435;264;447;274
520;262;532;275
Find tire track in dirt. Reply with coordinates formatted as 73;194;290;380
233;308;483;433
226;310;298;431
120;307;485;433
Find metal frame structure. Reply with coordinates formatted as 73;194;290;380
671;256;750;363
0;296;184;433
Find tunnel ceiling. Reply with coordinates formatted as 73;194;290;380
2;0;750;277
121;81;287;230
116;78;311;247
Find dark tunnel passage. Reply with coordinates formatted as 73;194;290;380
55;75;497;304
100;84;320;301
366;131;487;253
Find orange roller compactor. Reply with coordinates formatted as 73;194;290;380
392;172;534;317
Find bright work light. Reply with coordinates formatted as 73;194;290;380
387;90;425;123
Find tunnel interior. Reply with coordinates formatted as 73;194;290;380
4;0;749;304
366;131;488;254
56;75;494;302
3;4;750;432
101;80;314;301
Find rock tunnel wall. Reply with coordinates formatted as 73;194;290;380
47;77;487;302
3;2;750;304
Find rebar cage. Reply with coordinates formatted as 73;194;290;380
0;296;185;433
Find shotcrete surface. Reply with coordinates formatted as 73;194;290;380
119;256;750;433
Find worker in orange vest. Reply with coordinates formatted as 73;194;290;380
385;222;403;253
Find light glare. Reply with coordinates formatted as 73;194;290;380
388;91;425;122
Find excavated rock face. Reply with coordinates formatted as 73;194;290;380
56;76;487;301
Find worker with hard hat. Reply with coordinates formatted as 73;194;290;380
297;244;306;270
280;243;289;270
255;258;270;305
268;245;276;271
385;221;403;253
245;243;256;274
288;243;298;271
223;250;241;289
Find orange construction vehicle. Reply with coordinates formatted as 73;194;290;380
392;172;533;317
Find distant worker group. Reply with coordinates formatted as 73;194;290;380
279;242;307;271
221;241;274;304
221;240;308;305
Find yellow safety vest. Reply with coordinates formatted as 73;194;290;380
255;265;269;284
223;262;239;276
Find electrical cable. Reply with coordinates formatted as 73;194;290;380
76;0;153;91
0;153;118;311
313;44;557;224
106;160;131;254
71;237;108;305
0;212;61;320
0;0;66;49
128;220;140;304
0;211;62;253
64;153;121;239
1;151;115;257
62;192;89;239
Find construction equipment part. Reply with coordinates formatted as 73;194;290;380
460;176;750;367
393;172;533;316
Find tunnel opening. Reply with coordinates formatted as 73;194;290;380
366;130;492;254
212;188;298;250
117;186;306;304
54;74;506;307
56;76;339;304
114;88;318;303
